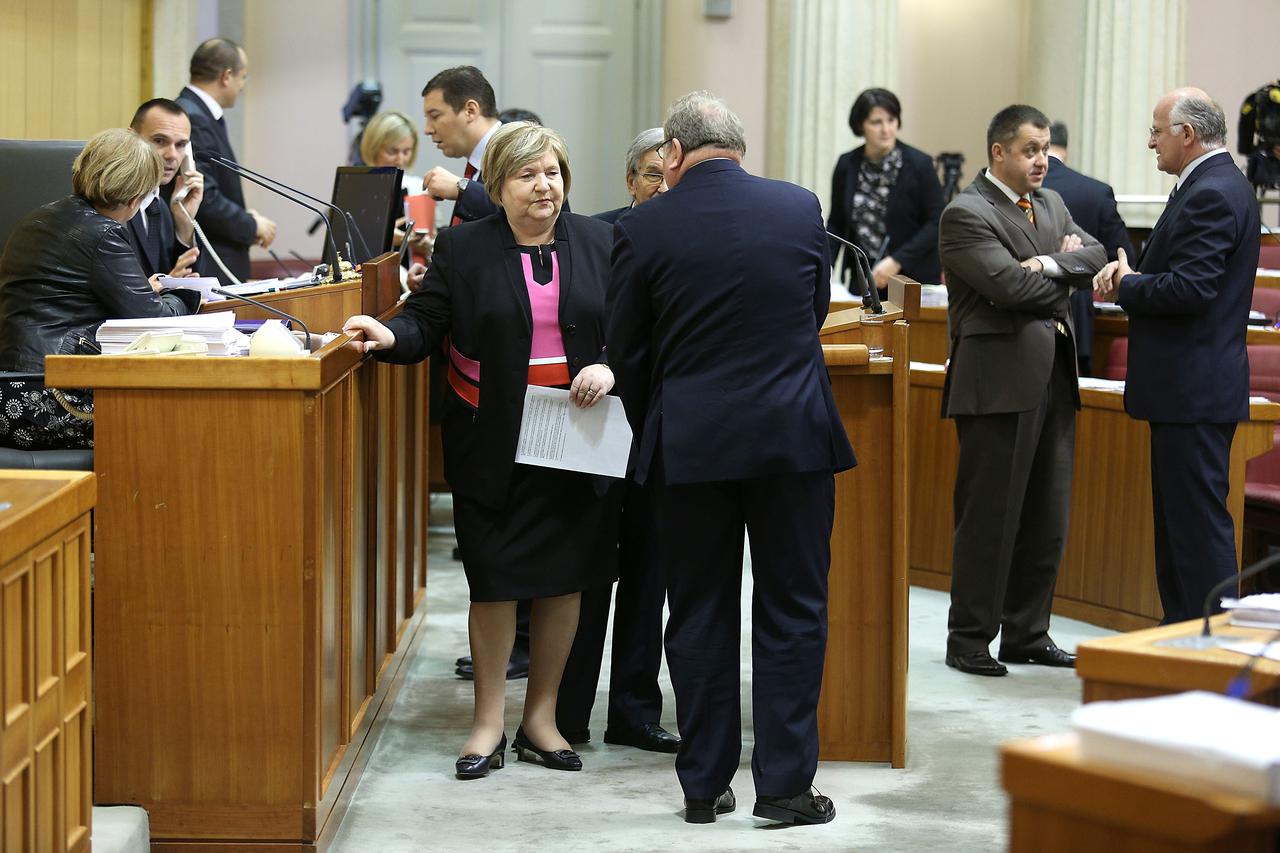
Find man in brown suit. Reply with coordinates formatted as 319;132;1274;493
939;104;1106;676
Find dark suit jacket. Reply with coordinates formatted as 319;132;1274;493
594;205;629;225
377;211;612;507
1118;153;1259;423
828;141;944;284
608;159;855;486
124;197;185;278
939;174;1106;417
452;177;499;223
175;87;256;281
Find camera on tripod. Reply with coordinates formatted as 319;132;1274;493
1239;80;1280;191
936;152;965;203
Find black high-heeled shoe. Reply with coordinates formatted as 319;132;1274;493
455;734;507;780
512;725;582;771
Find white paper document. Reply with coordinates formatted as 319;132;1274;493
515;386;632;478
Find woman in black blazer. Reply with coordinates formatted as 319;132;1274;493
344;122;620;781
828;88;944;291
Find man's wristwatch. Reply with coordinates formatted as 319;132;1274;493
457;177;470;196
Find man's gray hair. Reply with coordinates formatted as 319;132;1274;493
625;127;665;177
1170;94;1227;149
663;91;747;157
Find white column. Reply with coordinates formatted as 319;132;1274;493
1080;0;1186;226
770;0;897;205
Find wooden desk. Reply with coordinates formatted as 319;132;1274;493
906;304;949;365
44;256;430;851
1003;733;1280;853
0;470;95;853
817;307;909;766
1076;615;1280;704
909;369;1280;630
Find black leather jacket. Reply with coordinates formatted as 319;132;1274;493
0;195;200;371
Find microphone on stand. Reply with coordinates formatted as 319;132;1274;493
211;156;375;262
826;230;884;314
265;246;293;277
208;156;343;283
1157;551;1280;649
212;287;314;353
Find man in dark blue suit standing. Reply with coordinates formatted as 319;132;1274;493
1043;121;1134;375
607;91;854;827
1095;87;1260;623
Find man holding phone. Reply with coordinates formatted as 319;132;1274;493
128;98;205;284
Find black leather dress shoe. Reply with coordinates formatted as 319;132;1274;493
684;786;735;824
454;734;506;780
454;652;530;681
753;791;835;825
604;722;680;754
512;726;582;771
945;650;1009;677
561;728;591;745
998;642;1076;668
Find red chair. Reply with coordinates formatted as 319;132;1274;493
1100;337;1128;380
1252;287;1280;324
1259;244;1280;270
1244;344;1280;578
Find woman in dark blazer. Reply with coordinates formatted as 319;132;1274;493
343;122;620;781
828;88;944;291
0;128;201;450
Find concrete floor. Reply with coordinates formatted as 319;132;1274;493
329;497;1114;852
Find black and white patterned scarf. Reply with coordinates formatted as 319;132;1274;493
851;146;903;258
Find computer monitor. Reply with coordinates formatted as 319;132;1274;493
325;165;402;264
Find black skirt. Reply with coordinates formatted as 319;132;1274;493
453;463;621;602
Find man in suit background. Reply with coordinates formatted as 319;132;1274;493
1043;121;1134;375
126;99;204;281
419;66;503;225
176;37;275;284
1095;88;1259;624
940;104;1106;677
608;91;854;826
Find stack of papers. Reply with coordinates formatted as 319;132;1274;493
1222;593;1280;629
1073;691;1280;804
219;274;318;298
1077;377;1125;392
96;312;249;356
1094;301;1126;314
159;276;223;302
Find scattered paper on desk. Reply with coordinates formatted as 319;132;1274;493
515;386;632;478
1251;395;1275;405
161;276;223;301
1222;593;1280;628
1077;377;1125;392
1222;640;1280;662
1094;301;1125;314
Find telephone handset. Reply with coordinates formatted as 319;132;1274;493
173;147;196;203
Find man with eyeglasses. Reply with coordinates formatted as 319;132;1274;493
608;91;854;826
1094;87;1259;624
596;128;668;224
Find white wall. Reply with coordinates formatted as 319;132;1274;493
661;0;769;176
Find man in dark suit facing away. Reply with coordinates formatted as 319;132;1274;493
939;105;1106;677
1095;88;1259;624
608;91;854;826
1043;121;1134;375
126;99;205;281
176;37;276;283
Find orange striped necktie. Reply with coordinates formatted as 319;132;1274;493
1016;197;1035;227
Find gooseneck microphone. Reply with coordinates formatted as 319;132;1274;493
826;230;884;314
212;156;375;262
1157;551;1280;649
212;287;314;353
209;156;343;283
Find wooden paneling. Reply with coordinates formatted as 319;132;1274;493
0;0;150;138
46;255;429;850
817;314;909;766
909;368;1280;629
1003;735;1280;852
0;470;95;853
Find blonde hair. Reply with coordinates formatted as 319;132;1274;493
482;122;571;206
360;110;419;169
72;128;162;208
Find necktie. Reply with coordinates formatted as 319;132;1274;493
145;200;163;268
450;162;479;227
1016;197;1035;227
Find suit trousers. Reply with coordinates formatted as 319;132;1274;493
557;479;666;736
657;466;834;800
1148;421;1238;624
948;335;1076;655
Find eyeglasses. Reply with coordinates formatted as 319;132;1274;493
1148;122;1185;140
636;170;665;184
658;138;675;160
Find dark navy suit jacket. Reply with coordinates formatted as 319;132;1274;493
1043;156;1134;366
124;197;185;278
1119;152;1259;423
607;159;855;486
175;88;257;281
